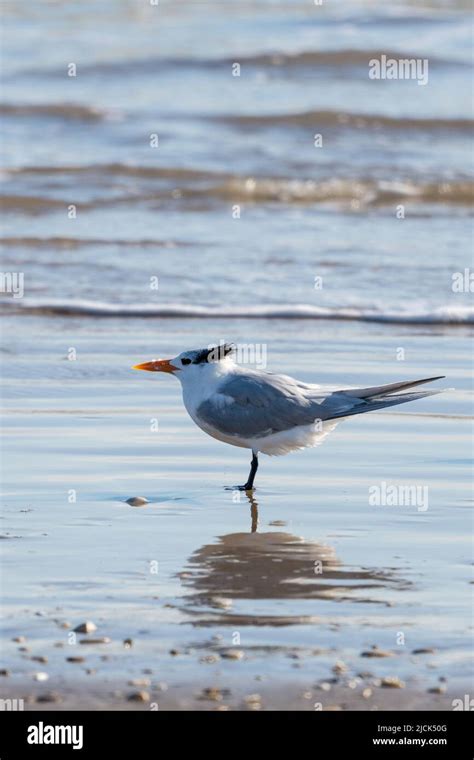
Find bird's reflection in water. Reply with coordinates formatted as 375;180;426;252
248;491;258;533
180;493;407;625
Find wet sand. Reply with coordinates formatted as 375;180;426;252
0;680;455;712
1;319;472;711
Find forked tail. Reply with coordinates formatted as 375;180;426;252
329;376;446;420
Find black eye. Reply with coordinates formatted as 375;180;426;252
181;358;191;365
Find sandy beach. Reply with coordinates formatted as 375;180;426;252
1;318;472;711
1;0;473;715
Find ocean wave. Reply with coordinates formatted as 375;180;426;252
0;236;197;249
1;175;472;212
0;195;73;213
3;101;471;134
218;109;474;132
207;177;474;205
3;163;217;179
4;300;473;325
15;48;462;79
0;103;111;122
221;49;461;68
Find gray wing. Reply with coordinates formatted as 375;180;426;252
196;371;355;438
196;371;445;439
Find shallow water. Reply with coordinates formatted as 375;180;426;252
1;1;473;324
0;0;473;709
1;318;472;706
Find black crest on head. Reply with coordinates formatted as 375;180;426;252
194;343;235;364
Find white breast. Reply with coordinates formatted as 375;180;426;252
178;360;233;424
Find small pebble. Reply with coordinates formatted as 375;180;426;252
74;621;97;634
128;678;151;687
126;497;148;507
245;693;261;704
37;692;61;703
12;636;26;643
317;682;331;692
200;655;220;664
66;656;85;663
381;676;405;689
428;685;446;694
169;649;180;656
412;648;436;655
34;672;49;682
325;705;342;711
127;690;150;702
201;687;223;702
244;694;262;710
361;647;393;658
221;649;244;660
210;597;232;609
362;688;373;699
0;669;11;676
332;661;348;674
79;637;111;645
31;656;48;664
214;705;230;711
123;639;133;648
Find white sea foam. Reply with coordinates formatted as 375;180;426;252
5;299;474;325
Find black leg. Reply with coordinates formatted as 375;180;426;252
242;452;258;491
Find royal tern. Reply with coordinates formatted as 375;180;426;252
133;344;444;491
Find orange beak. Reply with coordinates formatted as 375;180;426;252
132;359;178;373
